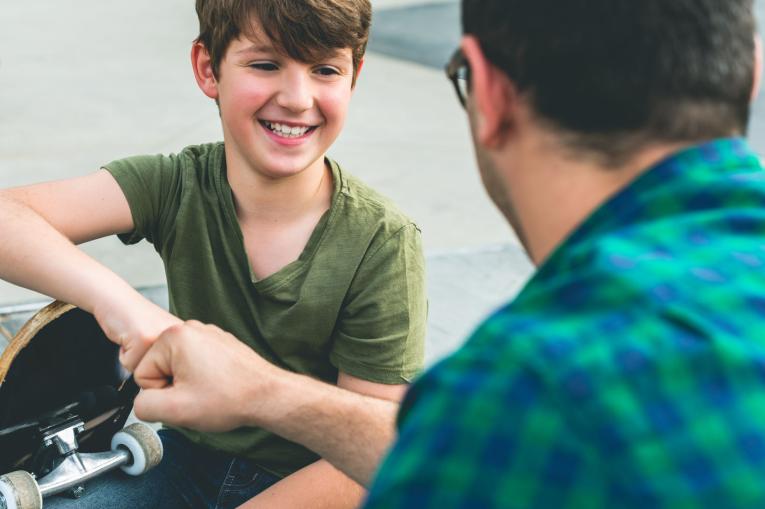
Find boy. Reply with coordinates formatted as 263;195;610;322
0;0;426;507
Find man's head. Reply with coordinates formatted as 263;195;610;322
452;0;758;262
195;0;371;86
460;0;757;166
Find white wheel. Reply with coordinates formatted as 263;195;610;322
110;422;163;476
0;471;41;509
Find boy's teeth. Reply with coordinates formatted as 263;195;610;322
266;121;310;138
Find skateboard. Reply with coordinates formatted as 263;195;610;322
0;302;163;509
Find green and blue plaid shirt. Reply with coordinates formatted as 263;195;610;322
365;138;765;508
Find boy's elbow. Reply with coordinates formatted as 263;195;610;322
0;187;31;208
0;189;25;212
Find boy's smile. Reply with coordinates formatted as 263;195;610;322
259;120;318;144
193;19;356;181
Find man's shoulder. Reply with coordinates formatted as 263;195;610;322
458;220;765;402
450;265;654;395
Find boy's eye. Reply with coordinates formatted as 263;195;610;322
249;62;279;71
315;66;341;77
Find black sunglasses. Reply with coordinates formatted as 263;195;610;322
445;47;471;108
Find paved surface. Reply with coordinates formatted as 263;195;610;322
2;0;764;365
370;2;460;69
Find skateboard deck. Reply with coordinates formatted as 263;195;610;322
0;302;161;508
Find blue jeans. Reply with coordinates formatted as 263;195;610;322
45;429;281;509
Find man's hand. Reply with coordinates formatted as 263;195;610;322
93;294;181;372
133;320;277;431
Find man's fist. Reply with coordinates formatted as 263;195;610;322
133;320;279;432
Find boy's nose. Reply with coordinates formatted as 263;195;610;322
275;72;314;112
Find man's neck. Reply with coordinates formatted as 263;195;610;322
505;134;698;266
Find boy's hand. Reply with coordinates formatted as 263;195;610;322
133;321;276;431
93;295;181;372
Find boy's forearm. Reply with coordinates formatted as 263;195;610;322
0;193;180;370
251;371;399;487
0;194;138;311
238;459;365;509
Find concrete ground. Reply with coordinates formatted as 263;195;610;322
1;0;764;364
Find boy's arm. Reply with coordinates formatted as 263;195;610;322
237;459;364;509
0;171;179;369
238;373;406;509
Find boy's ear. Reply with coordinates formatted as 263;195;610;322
191;42;219;100
462;36;518;149
352;58;364;90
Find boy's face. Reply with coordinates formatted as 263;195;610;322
210;19;355;179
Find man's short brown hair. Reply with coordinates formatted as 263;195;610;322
195;0;372;85
463;0;755;166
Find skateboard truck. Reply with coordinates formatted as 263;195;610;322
36;416;131;499
0;419;162;509
0;303;160;508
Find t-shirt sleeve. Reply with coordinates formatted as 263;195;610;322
329;223;427;384
102;153;184;251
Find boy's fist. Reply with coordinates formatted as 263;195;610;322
93;295;181;372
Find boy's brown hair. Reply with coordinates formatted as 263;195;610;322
195;0;372;86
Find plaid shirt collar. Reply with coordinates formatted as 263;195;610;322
537;137;760;275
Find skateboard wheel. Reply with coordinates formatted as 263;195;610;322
0;471;42;509
110;423;163;476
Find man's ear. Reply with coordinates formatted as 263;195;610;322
462;36;517;149
752;34;762;103
191;42;219;100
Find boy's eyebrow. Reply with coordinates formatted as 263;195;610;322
325;49;353;61
235;44;275;55
236;43;352;64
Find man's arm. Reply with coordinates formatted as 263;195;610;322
238;374;406;508
134;321;401;486
0;171;179;369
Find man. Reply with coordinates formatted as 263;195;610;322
135;0;765;506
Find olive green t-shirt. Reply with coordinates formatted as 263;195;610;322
104;142;426;477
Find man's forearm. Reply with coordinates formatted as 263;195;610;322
251;371;399;487
134;323;400;486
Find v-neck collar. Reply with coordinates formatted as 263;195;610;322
215;149;346;293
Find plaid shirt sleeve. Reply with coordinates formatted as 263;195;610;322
363;317;601;509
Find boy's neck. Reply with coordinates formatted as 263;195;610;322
225;154;332;224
